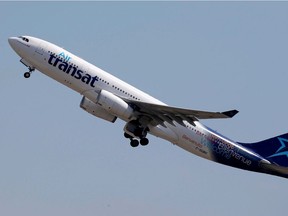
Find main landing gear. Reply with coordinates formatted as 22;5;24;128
24;67;35;78
124;132;149;148
124;120;150;148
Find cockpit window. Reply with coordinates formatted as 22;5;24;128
18;36;29;42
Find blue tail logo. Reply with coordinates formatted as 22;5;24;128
268;137;288;158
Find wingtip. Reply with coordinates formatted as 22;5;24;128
222;110;239;118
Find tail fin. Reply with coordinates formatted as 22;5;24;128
238;133;288;167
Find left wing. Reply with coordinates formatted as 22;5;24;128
123;98;238;127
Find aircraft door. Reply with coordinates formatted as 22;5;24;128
35;42;45;55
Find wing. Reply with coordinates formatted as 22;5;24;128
123;98;238;127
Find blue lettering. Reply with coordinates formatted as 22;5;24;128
58;61;68;71
90;76;98;87
74;70;83;79
81;73;92;84
66;64;76;75
47;54;98;87
59;52;71;62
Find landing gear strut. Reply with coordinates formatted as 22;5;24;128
24;67;35;78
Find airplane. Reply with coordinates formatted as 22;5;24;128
8;35;288;179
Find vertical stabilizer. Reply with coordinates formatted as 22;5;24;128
238;133;288;167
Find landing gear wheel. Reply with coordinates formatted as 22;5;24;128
24;72;31;78
130;139;139;148
140;138;149;146
24;67;35;79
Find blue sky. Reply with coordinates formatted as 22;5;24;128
1;2;288;216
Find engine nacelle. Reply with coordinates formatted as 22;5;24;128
80;96;117;123
96;90;133;120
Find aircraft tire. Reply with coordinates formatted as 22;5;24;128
24;72;30;78
130;139;139;147
140;138;149;146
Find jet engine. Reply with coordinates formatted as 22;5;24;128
96;90;134;121
80;96;117;123
80;90;134;122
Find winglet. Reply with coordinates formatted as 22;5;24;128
222;110;239;118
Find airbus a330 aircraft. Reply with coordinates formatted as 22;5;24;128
9;36;288;179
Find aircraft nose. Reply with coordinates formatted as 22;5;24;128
8;37;18;50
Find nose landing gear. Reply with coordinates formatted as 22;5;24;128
24;67;35;78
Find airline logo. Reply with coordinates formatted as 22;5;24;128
268;137;288;158
47;52;98;87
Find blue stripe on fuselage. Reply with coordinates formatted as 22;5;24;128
200;124;264;172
